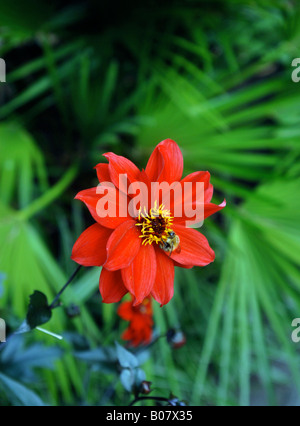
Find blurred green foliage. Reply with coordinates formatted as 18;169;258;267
0;0;300;406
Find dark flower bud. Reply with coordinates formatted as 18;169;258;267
168;393;187;406
66;304;81;318
140;380;152;395
167;329;186;349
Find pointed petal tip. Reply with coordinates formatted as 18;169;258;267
146;138;183;183
159;298;172;307
74;189;94;201
132;298;143;307
150;294;170;308
70;252;79;262
103;152;122;162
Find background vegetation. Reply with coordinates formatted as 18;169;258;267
0;0;300;406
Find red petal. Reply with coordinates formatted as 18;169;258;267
174;199;226;225
205;183;214;203
170;224;215;267
104;220;141;271
75;187;130;229
151;246;175;306
146;139;183;183
122;327;134;342
181;171;211;188
121;244;156;305
95;163;111;183
117;301;134;321
71;223;112;267
203;199;226;219
145;144;164;182
172;171;210;222
75;187;101;223
103;152;141;194
127;169;152;212
173;261;194;269
99;268;128;303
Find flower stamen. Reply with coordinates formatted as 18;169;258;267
136;201;174;246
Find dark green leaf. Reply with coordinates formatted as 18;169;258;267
26;291;52;329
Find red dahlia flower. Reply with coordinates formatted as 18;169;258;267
71;139;225;306
117;296;153;347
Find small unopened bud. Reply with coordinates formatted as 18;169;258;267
140;380;152;395
167;329;186;349
168;393;187;406
66;304;81;318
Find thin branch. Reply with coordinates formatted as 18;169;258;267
0;265;83;350
49;265;82;309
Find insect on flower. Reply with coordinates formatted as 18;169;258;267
160;231;181;256
71;139;226;307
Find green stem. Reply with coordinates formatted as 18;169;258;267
16;164;78;221
49;265;82;310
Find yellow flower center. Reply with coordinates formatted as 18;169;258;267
136;201;174;246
